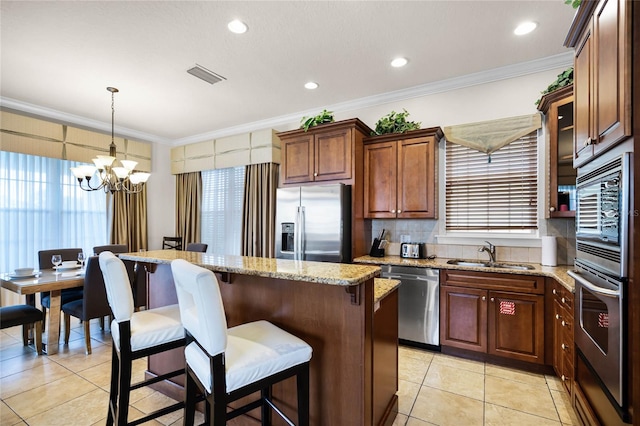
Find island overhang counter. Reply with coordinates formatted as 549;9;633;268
119;250;399;426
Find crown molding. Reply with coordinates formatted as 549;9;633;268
176;52;574;145
0;98;172;145
2;52;573;147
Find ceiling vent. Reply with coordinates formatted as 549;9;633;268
187;64;226;85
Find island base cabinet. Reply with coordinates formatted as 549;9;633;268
142;262;398;426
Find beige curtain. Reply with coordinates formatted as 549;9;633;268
241;163;279;257
175;172;202;247
443;114;542;157
109;186;148;251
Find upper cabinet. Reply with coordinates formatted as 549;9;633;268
363;127;443;219
277;119;371;186
565;0;631;167
538;85;576;218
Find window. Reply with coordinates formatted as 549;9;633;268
201;167;245;255
445;131;538;232
0;151;108;273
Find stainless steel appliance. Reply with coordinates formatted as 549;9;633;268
381;265;439;348
400;243;427;259
575;152;631;278
275;184;351;263
569;149;632;421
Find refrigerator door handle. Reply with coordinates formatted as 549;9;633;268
299;206;306;260
294;206;301;260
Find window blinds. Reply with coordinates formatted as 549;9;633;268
445;131;538;231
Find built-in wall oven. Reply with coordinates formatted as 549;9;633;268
569;150;631;422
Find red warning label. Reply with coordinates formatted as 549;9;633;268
499;301;516;315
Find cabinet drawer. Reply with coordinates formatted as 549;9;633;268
442;270;545;294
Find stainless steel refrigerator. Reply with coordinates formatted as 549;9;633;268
275;184;351;262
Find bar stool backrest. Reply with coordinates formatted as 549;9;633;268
171;259;227;356
98;251;135;323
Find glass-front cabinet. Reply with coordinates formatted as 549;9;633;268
538;85;576;218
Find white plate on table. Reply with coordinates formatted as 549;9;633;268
7;272;40;279
54;265;81;271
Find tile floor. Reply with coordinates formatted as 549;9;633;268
0;318;578;425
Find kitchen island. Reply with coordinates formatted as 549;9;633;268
119;250;399;426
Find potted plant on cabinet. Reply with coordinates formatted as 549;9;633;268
371;109;421;136
299;109;335;132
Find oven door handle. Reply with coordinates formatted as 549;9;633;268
568;271;620;298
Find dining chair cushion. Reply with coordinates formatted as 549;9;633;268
110;304;184;352
40;288;84;309
185;320;313;394
98;251;135;322
0;304;44;328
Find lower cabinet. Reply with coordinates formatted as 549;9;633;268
549;278;574;395
440;270;546;364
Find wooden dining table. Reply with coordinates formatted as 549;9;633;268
1;269;84;355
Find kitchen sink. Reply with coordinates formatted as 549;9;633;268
446;259;535;270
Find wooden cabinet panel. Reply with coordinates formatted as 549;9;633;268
314;128;353;181
397;136;437;218
441;270;545;364
488;291;545;363
363;128;442;219
570;0;631;167
550;280;575;395
363;141;397;218
440;286;487;352
281;133;315;184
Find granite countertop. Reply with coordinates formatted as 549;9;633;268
374;278;400;304
354;255;575;293
120;250;380;287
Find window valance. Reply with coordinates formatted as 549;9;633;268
443;113;542;157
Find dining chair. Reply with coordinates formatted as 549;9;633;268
170;259;312;425
0;304;44;354
61;256;112;354
93;244;146;310
98;251;185;425
185;242;208;253
162;236;183;250
37;248;84;330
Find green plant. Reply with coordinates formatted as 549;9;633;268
371;109;421;136
564;0;581;9
300;109;335;131
535;67;574;105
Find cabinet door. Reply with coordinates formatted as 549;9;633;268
397;136;437;219
281;134;314;184
553;297;564;377
314;128;352;181
592;0;631;156
364;141;397;218
573;25;594;167
488;291;545;364
440;286;487;353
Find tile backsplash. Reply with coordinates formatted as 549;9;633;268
371;218;576;265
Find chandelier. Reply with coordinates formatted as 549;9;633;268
70;87;150;194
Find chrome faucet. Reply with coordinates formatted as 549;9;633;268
479;241;496;263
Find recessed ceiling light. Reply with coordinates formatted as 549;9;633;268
390;57;408;68
228;19;248;34
304;82;319;90
514;21;537;35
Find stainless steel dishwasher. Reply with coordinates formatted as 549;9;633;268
380;265;439;348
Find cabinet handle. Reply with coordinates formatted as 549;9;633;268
562;320;568;327
555;314;561;320
397;210;402;213
313;172;317;177
561;375;566;381
583;137;595;147
482;296;486;301
561;343;567;350
552;289;557;295
549;206;556;212
561;297;566;304
490;297;495;302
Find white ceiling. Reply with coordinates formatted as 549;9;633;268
0;1;577;145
